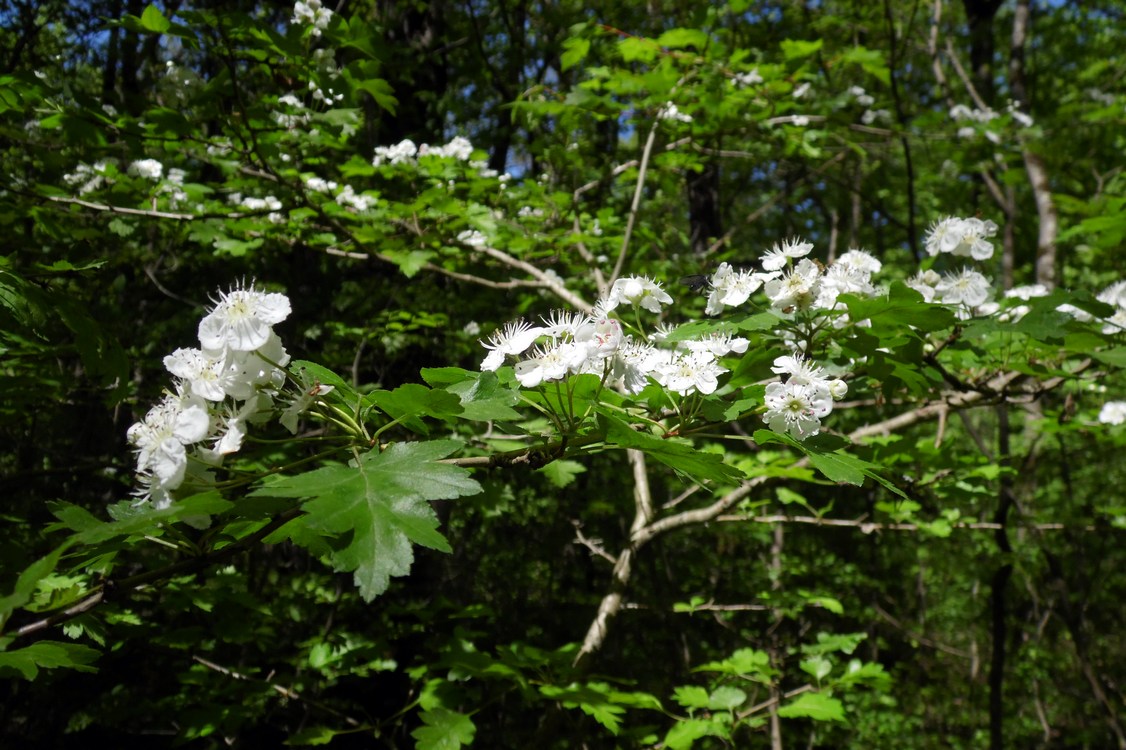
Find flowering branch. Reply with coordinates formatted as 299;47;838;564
572;366;1076;665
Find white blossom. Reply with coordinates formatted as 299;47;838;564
480;320;545;371
292;0;332;35
198;284;292;352
761;237;814;271
128;158;163;180
764;259;822;312
935;268;992;309
1099;401;1126;426
925;216;998;260
603;276;673;314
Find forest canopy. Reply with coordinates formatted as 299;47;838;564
1;0;1125;747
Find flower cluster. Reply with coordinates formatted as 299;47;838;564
763;354;848;440
1095;281;1126;333
481;311;623;389
1099;401;1126;426
292;0;332;36
127;284;299;507
924;216;998;260
907;268;993;317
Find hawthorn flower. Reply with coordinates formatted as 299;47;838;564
164;347;231;401
761;238;814;271
924;216;998;260
764;258;822;312
1099;401;1126;425
835;249;882;275
292;0;332;35
372;139;418;166
127;388;212;499
935;268;992;309
771;354;827;386
574;316;623;362
128;158;163;180
603;276;673;314
658;103;693;123
480;319;545;371
609;339;660;394
653;351;727;396
1001;284;1049;322
514;342;583;388
763;381;833;440
681;332;749;358
705;263;773;316
907;269;942;302
198;284;292;353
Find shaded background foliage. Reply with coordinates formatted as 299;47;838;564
1;0;1124;747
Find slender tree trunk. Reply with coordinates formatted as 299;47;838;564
1009;0;1058;288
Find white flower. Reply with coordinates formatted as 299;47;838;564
1099;401;1126;425
609;339;660;394
281;384;334;434
457;229;487;248
198;284;292;352
828;379;848;400
421;136;474;161
835;249;882;275
705;263;773;316
573;316;623;362
292;0;332;34
763;381;832;440
764;258;822;312
733;69;763;87
935;268;992;309
925;216;998;260
127;388;212;495
480;320;545;371
761;237;814;271
816;263;875;309
793;82;811;99
372;139;418;166
771;354;827;386
221;333;290;400
128;159;163;180
907;269;942;302
163;347;231;401
653;351;727;396
681;332;749;358
603;276;673;313
790;115;810;127
514;342;582;387
658;103;693;123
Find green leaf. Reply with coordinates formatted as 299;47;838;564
776;692;845;722
252;441;481;601
1094;347;1126;368
664;717;729;749
286;727;343;746
367;384;464;435
780;38;823;60
0;641;100;680
561;37;590;70
800;656;833;681
411;707;476;750
695;648;774;680
840;283;957;332
600;413;743;485
656;29;708;50
140;4;172;33
707;685;747;710
672;685;710;709
538;460;586;488
808;452;866;485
